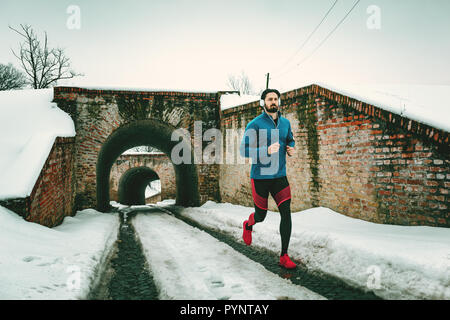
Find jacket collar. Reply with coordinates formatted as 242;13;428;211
261;108;281;128
261;108;282;120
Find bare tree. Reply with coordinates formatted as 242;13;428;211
0;63;27;90
227;71;255;95
9;24;83;89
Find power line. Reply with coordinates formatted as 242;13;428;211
274;0;339;77
274;0;361;80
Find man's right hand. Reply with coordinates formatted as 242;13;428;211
268;142;280;155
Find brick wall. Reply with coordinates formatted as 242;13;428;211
198;163;221;204
220;84;449;227
109;153;176;202
28;137;76;227
0;137;76;227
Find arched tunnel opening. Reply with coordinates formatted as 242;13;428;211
96;119;200;212
118;166;159;206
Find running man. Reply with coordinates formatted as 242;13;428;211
239;88;296;269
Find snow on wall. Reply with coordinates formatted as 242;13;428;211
67;85;220;94
220;83;450;133
0;89;76;200
314;82;450;133
220;93;260;110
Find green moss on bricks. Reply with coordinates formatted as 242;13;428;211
236;111;242;129
322;98;338;122
295;93;320;206
86;103;103;121
375;116;401;137
74;193;90;211
151;95;165;119
56;100;77;123
116;94;153;122
376;199;391;224
0;198;29;219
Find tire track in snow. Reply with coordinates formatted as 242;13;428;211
133;208;325;300
88;210;159;300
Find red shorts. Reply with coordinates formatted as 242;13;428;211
251;176;291;210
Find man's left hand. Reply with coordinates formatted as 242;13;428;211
287;146;295;157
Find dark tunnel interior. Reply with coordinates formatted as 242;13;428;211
118;166;159;205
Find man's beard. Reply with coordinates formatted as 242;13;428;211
265;105;278;113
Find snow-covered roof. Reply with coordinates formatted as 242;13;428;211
0;89;75;200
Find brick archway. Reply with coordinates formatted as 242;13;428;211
109;153;175;203
96;119;200;212
118;166;159;205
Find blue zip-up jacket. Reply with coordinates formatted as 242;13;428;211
240;109;295;179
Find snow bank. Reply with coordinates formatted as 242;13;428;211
0;205;119;299
157;200;450;300
0;89;75;200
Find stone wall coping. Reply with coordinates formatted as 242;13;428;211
53;86;220;99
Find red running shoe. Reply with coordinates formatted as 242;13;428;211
242;213;255;246
242;220;252;245
279;254;297;269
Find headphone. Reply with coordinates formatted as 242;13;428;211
260;97;281;108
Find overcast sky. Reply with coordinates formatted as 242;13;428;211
1;0;449;93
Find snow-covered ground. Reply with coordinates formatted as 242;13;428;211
2;196;448;300
0;205;119;299
133;211;324;300
0;89;75;200
155;199;450;300
145;180;161;198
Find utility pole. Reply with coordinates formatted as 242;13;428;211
265;73;270;89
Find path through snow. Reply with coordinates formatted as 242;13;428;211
133;211;325;300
